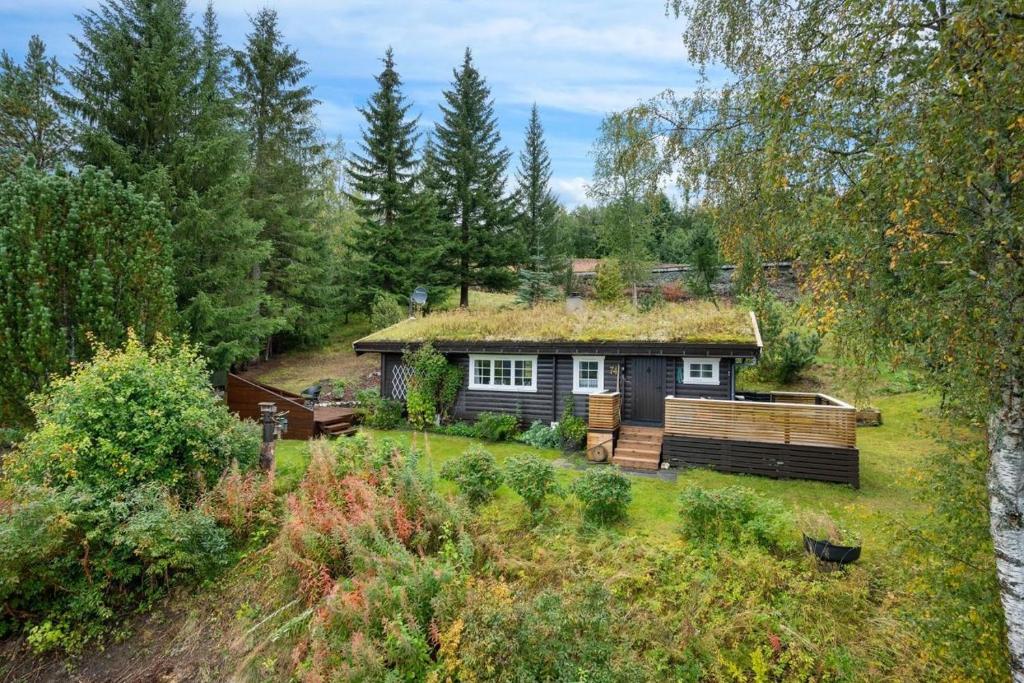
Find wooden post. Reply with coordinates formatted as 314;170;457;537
259;401;277;473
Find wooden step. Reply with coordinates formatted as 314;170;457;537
617;432;663;445
613;444;661;458
611;455;661;471
323;425;358;437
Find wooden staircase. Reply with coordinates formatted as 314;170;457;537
314;407;358;438
611;425;663;471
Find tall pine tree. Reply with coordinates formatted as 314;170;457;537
513;104;562;304
66;0;271;369
0;36;71;176
234;8;339;353
431;49;515;308
345;48;423;309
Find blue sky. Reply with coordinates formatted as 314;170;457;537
0;0;707;206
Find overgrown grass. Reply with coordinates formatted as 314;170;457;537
357;300;757;345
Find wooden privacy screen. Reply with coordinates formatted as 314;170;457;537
588;392;621;430
226;373;316;441
664;395;856;449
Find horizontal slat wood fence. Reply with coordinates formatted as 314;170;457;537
664;395;856;449
588;392;621;430
226;373;315;440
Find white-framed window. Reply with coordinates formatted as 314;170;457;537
572;356;605;394
469;354;537;392
682;358;720;385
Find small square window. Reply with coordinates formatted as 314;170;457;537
493;359;512;385
473;359;490;385
682;358;719;385
573;356;604;394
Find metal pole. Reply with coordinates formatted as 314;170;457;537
259;401;277;473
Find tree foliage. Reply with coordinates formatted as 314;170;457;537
622;0;1023;674
0;166;175;425
234;8;340;352
0;36;71;175
345;49;434;310
66;0;271;369
430;49;516;308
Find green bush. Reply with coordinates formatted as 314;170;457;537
571;468;632;525
7;334;259;504
404;343;462;427
354;388;404;429
516;420;563;449
505;455;560;517
768;329;822;384
742;291;821;384
0;336;259;651
370;291;404;330
440;445;504;509
678;485;792;551
556;397;587;450
474;412;521;441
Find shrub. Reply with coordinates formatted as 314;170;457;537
516;420;563;449
403;343;462;427
474;412;521;442
279;438;473;680
0;336;260;651
435;577;630;682
556;397;587;451
440;445;503;509
370;291;404;330
7;334;259;504
594;259;626;303
638;286;664;312
678;485;792;551
571;468;632;525
355;388;404;429
505;455;560;517
201;462;277;544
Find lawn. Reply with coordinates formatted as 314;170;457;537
272;390;938;563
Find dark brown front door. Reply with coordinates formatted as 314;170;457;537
629;357;665;424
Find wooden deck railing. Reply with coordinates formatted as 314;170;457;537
664;394;856;449
588;391;621;430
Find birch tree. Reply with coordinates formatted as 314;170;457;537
620;0;1023;674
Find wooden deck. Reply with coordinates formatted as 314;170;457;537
225;373;356;439
663;392;859;486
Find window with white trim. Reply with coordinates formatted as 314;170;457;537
468;355;537;392
572;356;605;394
681;358;720;385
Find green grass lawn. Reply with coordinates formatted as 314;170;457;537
271;390;938;559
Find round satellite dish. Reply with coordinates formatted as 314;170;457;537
410;287;428;306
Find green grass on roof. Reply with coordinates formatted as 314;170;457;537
356;301;758;346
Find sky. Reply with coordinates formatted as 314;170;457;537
0;0;709;207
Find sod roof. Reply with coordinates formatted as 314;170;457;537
354;301;760;348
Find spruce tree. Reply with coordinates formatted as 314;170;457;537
0;166;176;424
0;36;71;175
234;8;339;353
513;104;562;304
345;48;422;309
66;0;271;369
432;49;515;308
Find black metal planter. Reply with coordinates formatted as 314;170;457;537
803;533;861;564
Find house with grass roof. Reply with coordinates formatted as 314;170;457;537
354;301;859;486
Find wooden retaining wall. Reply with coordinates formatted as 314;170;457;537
663;435;859;487
225;373;315;441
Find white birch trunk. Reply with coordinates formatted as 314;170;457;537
988;373;1024;680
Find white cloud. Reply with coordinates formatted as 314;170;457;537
551;176;592;207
